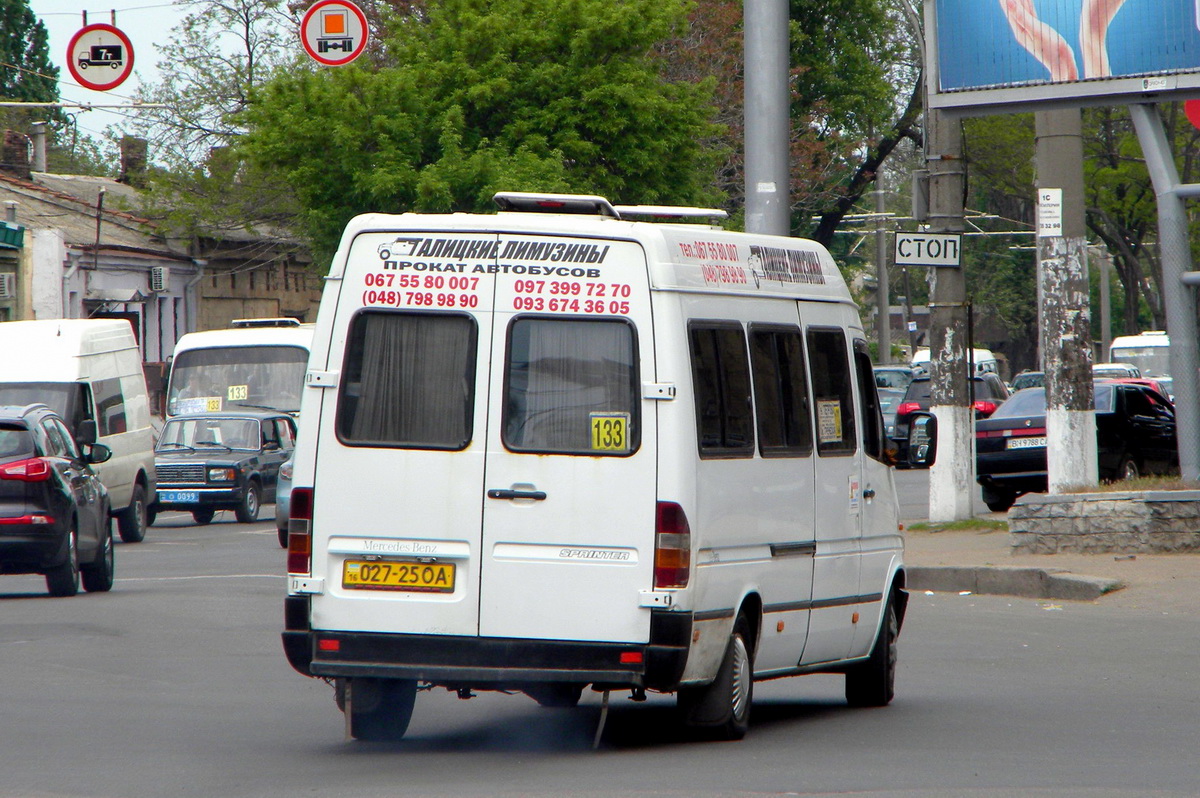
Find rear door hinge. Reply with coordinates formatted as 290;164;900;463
306;370;338;388
643;382;676;400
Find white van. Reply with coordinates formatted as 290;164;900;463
910;346;998;378
0;319;156;542
165;318;313;418
282;193;929;742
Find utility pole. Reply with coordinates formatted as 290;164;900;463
874;183;891;362
1035;110;1097;493
925;106;972;522
744;0;790;236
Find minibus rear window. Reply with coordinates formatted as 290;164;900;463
503;317;639;456
336;311;477;449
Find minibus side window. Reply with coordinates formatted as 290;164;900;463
503;317;639;456
336;310;477;450
749;326;813;457
805;328;857;456
93;377;127;436
689;323;754;458
853;342;887;461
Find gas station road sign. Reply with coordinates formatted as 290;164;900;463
300;0;369;66
66;24;135;91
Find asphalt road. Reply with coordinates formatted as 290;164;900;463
2;511;1197;798
894;465;990;522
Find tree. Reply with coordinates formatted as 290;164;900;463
127;0;298;169
237;0;723;259
0;0;60;125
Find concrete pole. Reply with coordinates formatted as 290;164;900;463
1129;103;1200;481
925;107;973;522
744;0;790;236
1035;109;1098;493
875;184;891;362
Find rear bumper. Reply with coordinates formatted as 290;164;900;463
282;596;691;691
0;528;68;573
152;485;244;511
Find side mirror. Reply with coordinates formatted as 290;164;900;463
76;418;99;446
907;411;937;468
86;442;113;465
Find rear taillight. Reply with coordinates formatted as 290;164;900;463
896;402;922;418
973;400;998;416
286;487;313;574
654;501;691;589
0;458;51;482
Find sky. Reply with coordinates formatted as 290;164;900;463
32;1;189;140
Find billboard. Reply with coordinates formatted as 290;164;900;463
929;0;1200;113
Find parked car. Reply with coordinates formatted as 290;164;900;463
1093;362;1141;379
877;387;906;441
150;411;297;525
0;403;114;596
275;456;293;548
975;382;1178;512
1100;376;1173;404
1011;370;1045;391
873;365;916;392
892;373;1010;461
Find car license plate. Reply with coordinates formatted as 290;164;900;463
158;490;200;503
1006;436;1046;450
342;560;455;592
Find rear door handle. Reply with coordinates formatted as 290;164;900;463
487;489;547;501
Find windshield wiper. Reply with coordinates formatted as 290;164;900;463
193;440;233;451
157;442;195;452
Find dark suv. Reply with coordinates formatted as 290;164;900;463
150;411;297;525
892;373;1010;461
0;404;114;596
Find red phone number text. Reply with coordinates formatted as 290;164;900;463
512;296;630;314
363;290;480;309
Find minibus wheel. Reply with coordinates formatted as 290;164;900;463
344;678;417;742
845;594;898;707
678;614;753;740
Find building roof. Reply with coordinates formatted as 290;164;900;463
0;171;189;262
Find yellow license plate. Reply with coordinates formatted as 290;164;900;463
342;560;455;592
590;412;630;452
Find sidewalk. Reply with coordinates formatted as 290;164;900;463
903;518;1200;612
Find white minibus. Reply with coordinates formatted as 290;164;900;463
165;318;313;417
282;192;933;742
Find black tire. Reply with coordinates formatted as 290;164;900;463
678;615;753;740
524;684;585;708
346;678;418;742
845;594;898;707
235;481;261;524
981;485;1017;513
117;483;148;543
192;508;216;525
1117;456;1140;481
45;526;80;597
277;525;289;548
82;520;115;593
146;507;157;527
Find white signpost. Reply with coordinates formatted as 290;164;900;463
1037;188;1064;238
894;232;962;267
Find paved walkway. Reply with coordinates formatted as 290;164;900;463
903;518;1200;612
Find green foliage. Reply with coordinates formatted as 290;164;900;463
238;0;723;260
0;0;67;132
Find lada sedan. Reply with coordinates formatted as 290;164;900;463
150;411;296;525
975;382;1178;512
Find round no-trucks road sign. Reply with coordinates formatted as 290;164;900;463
67;24;135;92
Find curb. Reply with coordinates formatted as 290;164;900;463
908;565;1125;601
